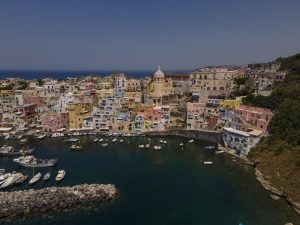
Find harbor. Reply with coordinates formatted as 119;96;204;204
0;135;299;225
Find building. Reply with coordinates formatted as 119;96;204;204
143;67;175;106
41;112;69;132
67;102;92;129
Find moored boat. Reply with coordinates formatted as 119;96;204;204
0;145;34;156
13;156;57;168
188;139;194;143
64;138;79;142
204;161;213;165
37;134;46;139
101;143;108;147
215;150;225;155
15;175;28;184
55;170;66;182
138;144;144;148
154;145;162;150
0;173;23;189
70;144;83;151
43;172;51;181
29;172;42;185
204;145;215;150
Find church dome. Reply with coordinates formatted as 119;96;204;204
153;66;165;78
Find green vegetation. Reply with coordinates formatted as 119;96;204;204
246;52;300;202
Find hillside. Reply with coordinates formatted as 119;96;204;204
245;53;300;204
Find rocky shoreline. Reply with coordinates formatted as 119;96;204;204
255;169;300;215
0;183;117;222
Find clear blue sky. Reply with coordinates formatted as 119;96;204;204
0;0;299;71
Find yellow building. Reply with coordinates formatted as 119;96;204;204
221;99;242;109
67;102;92;129
144;66;175;106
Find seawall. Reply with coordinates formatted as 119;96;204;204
145;129;220;143
0;183;117;221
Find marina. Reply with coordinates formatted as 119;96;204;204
0;135;299;225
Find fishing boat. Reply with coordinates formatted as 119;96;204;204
138;144;144;148
0;173;23;189
55;170;66;182
70;144;83;151
29;172;42;185
0;145;35;156
94;138;98;142
101;143;108;147
63;138;79;142
37;134;46;140
154;145;162;150
215;150;225;155
15;175;28;184
188;139;194;143
43;172;51;181
13;156;57;168
204;145;215;150
204;161;213;165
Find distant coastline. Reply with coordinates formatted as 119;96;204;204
0;70;189;80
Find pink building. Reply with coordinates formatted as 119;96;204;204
23;96;45;108
231;105;273;132
41;112;69;132
17;103;37;118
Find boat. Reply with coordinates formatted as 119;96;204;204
101;143;108;147
204;161;213;165
0;173;23;189
99;138;103;142
215;150;225;155
204;145;215;150
0;145;35;156
63;138;79;142
13;156;57;168
138;144;144;148
43;172;51;181
188;139;194;143
0;172;11;181
55;170;66;182
70;144;83;151
120;139;124;143
94;138;98;142
37;134;46;139
0;168;5;175
145;144;150;148
159;140;164;144
179;143;184;146
29;172;42;185
19;139;27;144
154;145;162;150
112;138;117;142
15;175;28;184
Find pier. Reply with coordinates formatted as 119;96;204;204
0;183;117;221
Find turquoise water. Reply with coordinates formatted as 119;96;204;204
0;136;299;225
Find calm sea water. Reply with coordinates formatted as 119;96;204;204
0;136;299;225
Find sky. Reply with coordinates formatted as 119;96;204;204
0;0;299;71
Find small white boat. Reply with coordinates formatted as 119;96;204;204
29;172;42;185
70;144;83;151
138;145;144;148
1;173;23;189
37;134;46;140
101;143;108;147
43;172;51;181
99;139;103;142
179;143;184;146
94;138;98;142
145;144;150;148
163;141;167;144
188;139;194;143
159;140;164;144
154;145;162;150
55;170;66;182
120;139;124;143
112;138;117;142
19;139;27;144
204;145;215;150
215;150;225;155
204;161;213;165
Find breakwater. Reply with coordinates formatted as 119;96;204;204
145;129;220;143
0;184;117;221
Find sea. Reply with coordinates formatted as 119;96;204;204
0;70;188;80
0;136;299;225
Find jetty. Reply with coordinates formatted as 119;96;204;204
0;183;117;221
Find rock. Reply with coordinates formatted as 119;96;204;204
0;183;117;222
